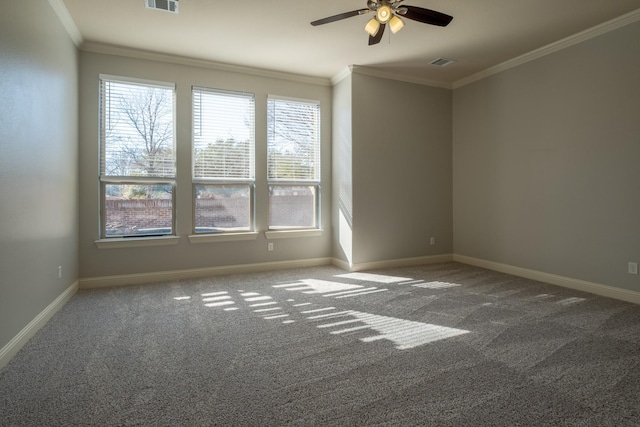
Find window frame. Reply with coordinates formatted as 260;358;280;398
267;95;322;232
191;86;256;235
191;182;256;235
98;75;177;240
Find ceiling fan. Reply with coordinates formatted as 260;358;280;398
311;0;453;46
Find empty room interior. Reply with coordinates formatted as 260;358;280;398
1;0;640;425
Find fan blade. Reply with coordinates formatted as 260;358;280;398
401;6;453;27
311;9;369;26
368;23;386;45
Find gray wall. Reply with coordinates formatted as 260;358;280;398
0;1;79;349
332;74;354;265
453;22;640;291
79;52;332;279
351;73;453;265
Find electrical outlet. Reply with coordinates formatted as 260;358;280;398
629;262;638;275
268;242;274;252
58;266;62;279
429;237;435;246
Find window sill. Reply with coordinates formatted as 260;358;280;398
188;232;259;244
265;229;323;240
95;235;180;249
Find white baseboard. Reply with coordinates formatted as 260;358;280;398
79;257;334;289
336;254;454;272
453;254;640;305
0;281;78;370
80;255;457;289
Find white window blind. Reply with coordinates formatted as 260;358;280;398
99;76;176;238
192;87;255;181
267;97;320;182
100;78;176;178
267;96;321;230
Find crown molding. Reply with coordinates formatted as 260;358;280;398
44;2;640;91
332;8;640;90
47;0;83;47
453;7;640;89
346;65;452;89
331;67;353;85
80;42;333;87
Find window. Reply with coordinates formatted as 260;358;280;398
192;87;255;233
267;96;321;230
99;76;176;238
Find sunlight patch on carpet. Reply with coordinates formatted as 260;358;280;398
275;279;363;294
204;301;235;307
335;272;411;283
187;278;470;350
309;309;469;350
203;295;232;302
412;281;461;290
558;297;586;305
334;289;389;298
201;291;229;297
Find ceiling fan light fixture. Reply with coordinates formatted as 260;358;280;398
310;0;454;46
376;5;392;23
389;15;404;33
364;18;380;36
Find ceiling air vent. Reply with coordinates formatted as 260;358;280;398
429;57;456;67
145;0;178;13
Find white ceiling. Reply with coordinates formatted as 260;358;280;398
60;0;640;87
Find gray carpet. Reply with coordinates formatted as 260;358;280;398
1;262;640;426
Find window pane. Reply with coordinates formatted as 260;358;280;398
101;80;175;178
195;185;251;233
104;184;173;237
193;88;255;180
268;186;316;229
267;98;320;182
